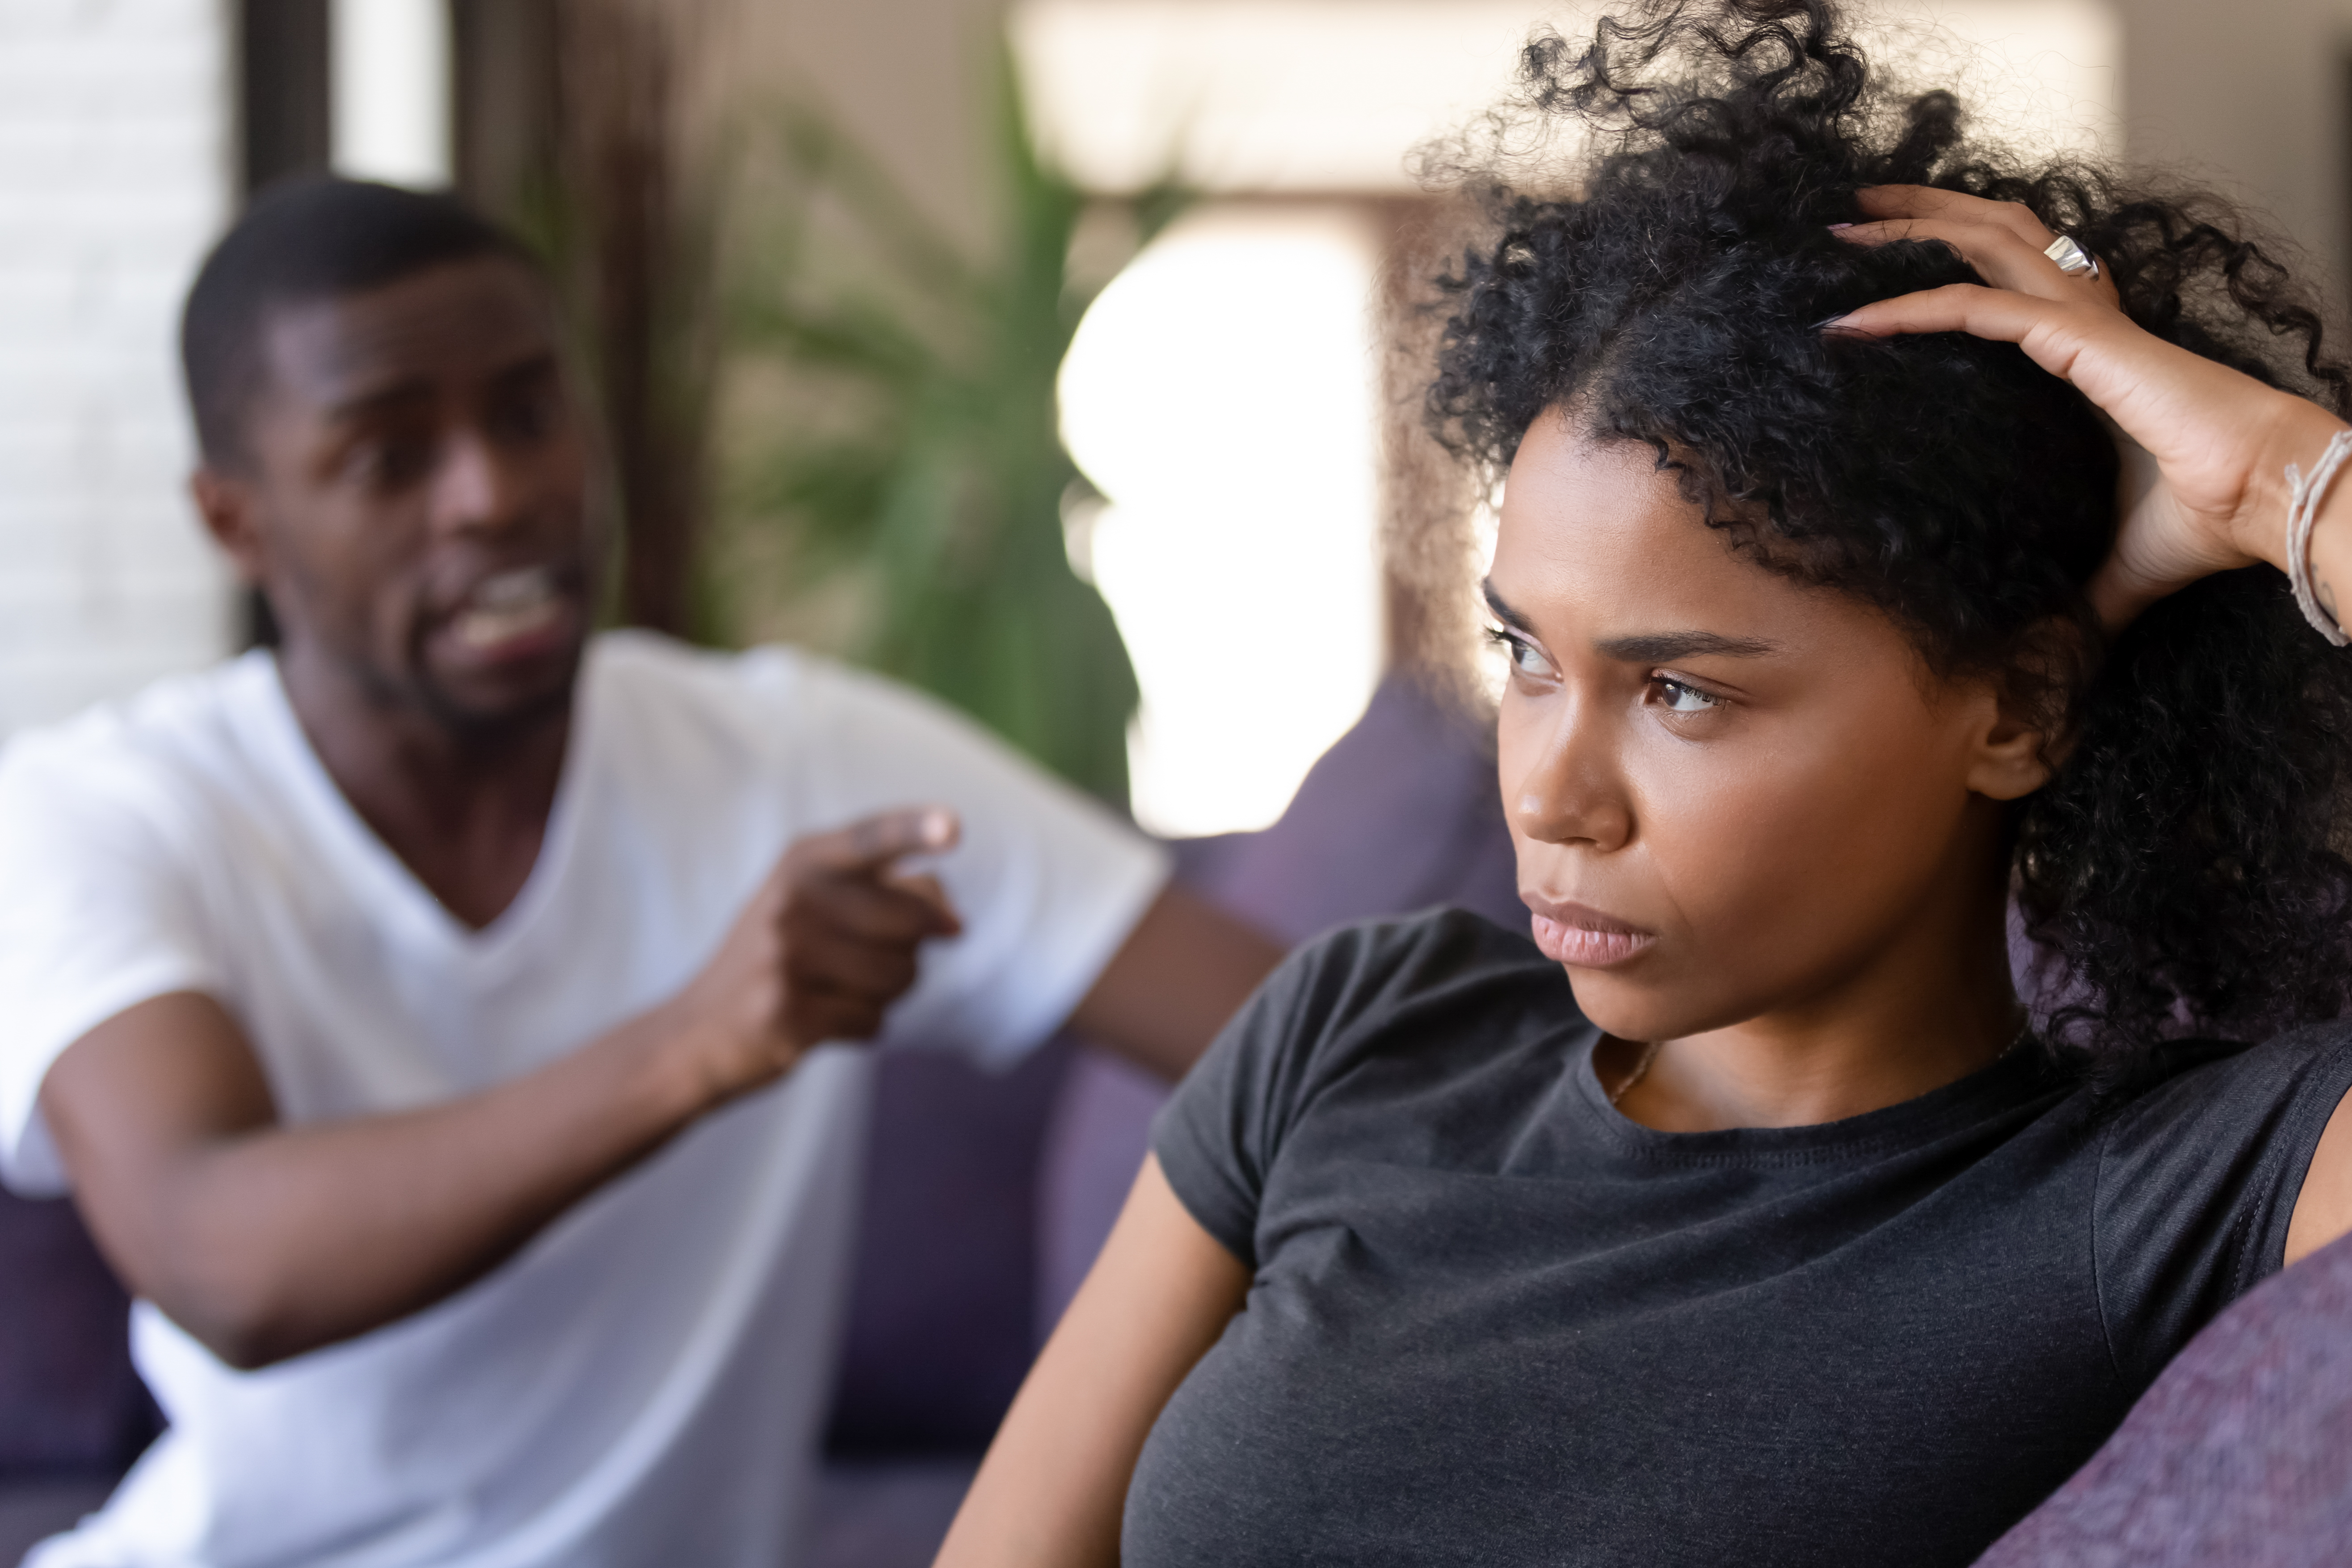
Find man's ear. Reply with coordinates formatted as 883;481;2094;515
189;467;267;587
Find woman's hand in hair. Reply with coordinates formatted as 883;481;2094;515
1829;185;2352;630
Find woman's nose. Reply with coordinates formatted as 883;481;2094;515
1508;698;1633;853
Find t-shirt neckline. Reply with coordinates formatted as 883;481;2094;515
1570;1024;2067;1164
249;646;600;961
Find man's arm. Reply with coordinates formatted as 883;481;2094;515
38;808;959;1370
1063;884;1284;1080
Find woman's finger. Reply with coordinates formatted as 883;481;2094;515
1856;185;2055;252
1830;282;2089;364
1830;284;2195;447
1851;186;2120;309
1834;281;2295;463
1835;217;2085;303
1840;217;2121;312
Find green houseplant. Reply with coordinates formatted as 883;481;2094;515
720;51;1180;807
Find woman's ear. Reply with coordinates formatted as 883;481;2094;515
1964;694;2057;802
1963;620;2082;801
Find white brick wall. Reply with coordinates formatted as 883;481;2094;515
0;0;236;736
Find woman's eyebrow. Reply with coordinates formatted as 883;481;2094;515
1595;631;1782;661
1482;584;1778;660
1481;581;1535;631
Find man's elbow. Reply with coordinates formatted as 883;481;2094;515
192;1324;290;1373
139;1250;322;1371
190;1308;312;1372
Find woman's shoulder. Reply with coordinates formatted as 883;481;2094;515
2088;1020;2352;1383
2104;1022;2352;1139
1178;905;1575;1147
1282;902;1557;976
1153;906;1578;1266
2094;1023;2352;1214
1254;905;1570;1049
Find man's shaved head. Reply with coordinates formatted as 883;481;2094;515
180;177;538;469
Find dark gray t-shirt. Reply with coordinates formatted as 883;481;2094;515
1132;910;2352;1568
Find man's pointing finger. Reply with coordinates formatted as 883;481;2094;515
827;806;962;874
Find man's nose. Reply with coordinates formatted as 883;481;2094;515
432;429;524;536
1510;694;1634;853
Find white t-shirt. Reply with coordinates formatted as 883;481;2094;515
0;631;1169;1568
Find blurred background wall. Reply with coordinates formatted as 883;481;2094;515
2;0;2347;832
0;0;235;736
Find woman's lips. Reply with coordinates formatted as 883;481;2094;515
1523;895;1657;969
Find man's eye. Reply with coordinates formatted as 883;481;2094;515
351;437;435;488
1652;676;1720;714
491;387;562;444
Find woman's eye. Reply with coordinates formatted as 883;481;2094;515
1652;676;1720;714
1487;627;1555;678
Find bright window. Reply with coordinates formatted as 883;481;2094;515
1060;206;1386;837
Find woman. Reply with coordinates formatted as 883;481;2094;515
939;4;2352;1564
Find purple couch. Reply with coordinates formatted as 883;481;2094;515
1973;1227;2352;1568
0;1193;161;1557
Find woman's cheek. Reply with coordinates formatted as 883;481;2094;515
1629;749;1811;984
1643;718;1965;1012
1608;728;1894;1033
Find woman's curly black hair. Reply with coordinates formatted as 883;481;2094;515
1425;0;2352;1068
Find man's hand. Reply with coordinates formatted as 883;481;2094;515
667;806;964;1103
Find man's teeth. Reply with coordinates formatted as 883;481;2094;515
452;569;562;649
474;567;555;610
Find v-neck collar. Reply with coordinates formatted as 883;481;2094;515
240;646;599;967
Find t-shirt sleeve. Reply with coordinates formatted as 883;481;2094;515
1150;929;1373;1269
2093;1024;2352;1390
0;733;224;1196
754;652;1171;1071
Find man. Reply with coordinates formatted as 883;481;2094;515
0;178;1280;1567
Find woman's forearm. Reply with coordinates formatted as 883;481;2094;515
937;1156;1250;1568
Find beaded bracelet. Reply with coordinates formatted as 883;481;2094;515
2285;427;2352;647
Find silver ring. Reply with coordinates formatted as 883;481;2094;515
2043;234;2100;280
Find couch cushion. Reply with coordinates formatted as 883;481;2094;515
0;1189;158;1477
1973;1228;2352;1567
